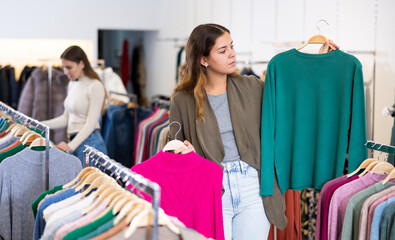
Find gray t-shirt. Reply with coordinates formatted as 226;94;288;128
207;92;241;162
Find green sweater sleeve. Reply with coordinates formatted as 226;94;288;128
347;62;368;172
260;62;276;196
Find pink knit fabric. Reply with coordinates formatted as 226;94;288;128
129;150;224;240
366;190;395;238
327;173;387;240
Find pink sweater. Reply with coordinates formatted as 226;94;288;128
129;150;224;240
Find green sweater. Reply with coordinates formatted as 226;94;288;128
260;49;367;196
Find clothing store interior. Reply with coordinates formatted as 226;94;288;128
1;0;395;240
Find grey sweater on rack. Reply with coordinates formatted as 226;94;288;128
0;147;81;240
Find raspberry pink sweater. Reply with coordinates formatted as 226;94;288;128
130;150;224;240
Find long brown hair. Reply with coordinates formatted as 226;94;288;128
61;45;107;112
174;24;230;121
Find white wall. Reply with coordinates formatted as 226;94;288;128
0;0;161;60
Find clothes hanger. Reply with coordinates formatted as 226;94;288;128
29;136;53;148
124;204;181;238
81;180;120;214
382;168;395;184
297;20;336;51
79;175;117;197
359;151;385;177
62;167;100;189
113;197;146;225
162;121;187;152
73;172;104;192
347;142;379;177
13;126;30;138
347;159;378;177
22;132;43;145
370;161;394;175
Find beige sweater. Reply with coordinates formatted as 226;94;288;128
42;76;105;151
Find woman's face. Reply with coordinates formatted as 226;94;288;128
202;32;236;75
61;58;85;81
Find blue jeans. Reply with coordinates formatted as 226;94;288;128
70;129;108;167
221;161;270;240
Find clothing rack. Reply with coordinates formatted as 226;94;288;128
109;90;138;103
0;101;51;190
83;145;161;240
366;140;395;155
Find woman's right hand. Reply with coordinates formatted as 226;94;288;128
174;140;196;154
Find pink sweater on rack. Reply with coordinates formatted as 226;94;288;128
129;150;224;240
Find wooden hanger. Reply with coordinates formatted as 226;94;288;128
297;35;335;51
370;161;394;175
347;159;378;177
82;181;120;214
163;121;187;152
382;168;395;184
297;20;335;51
13;126;30;137
359;161;381;177
73;172;104;192
112;200;142;224
124;205;181;238
29;137;53;148
22;132;42;145
79;175;117;197
63;167;100;189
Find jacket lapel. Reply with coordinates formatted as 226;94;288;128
195;93;225;164
227;76;249;158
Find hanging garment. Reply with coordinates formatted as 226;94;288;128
5;66;18;109
130;150;224;240
327;173;389;240
0;147;81;240
261;49;368;196
341;181;395;240
131;44;147;106
175;46;185;83
101;104;137;168
17;67;69;144
367;189;395;239
0;67;10;106
318;175;359;240
18;66;37;101
268;189;302;240
95;67;129;103
359;185;395;240
121;39;130;88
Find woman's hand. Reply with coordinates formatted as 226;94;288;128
57;141;72;153
174;140;196;154
319;39;340;53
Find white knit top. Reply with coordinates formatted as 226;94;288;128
42;76;105;151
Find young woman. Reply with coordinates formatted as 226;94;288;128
42;45;108;166
169;23;338;239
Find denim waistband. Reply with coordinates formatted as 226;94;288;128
68;129;100;141
221;161;249;174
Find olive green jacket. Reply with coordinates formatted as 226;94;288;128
169;74;287;230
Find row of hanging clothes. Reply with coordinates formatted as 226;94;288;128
315;141;395;240
0;65;41;110
133;95;172;166
33;145;211;240
0;102;83;240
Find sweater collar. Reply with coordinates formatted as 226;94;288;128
151;150;203;172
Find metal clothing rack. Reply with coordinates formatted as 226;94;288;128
0;101;51;190
83;145;161;240
109;90;138;103
366;140;395;155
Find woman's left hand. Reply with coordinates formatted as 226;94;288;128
319;40;340;53
57;141;72;153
